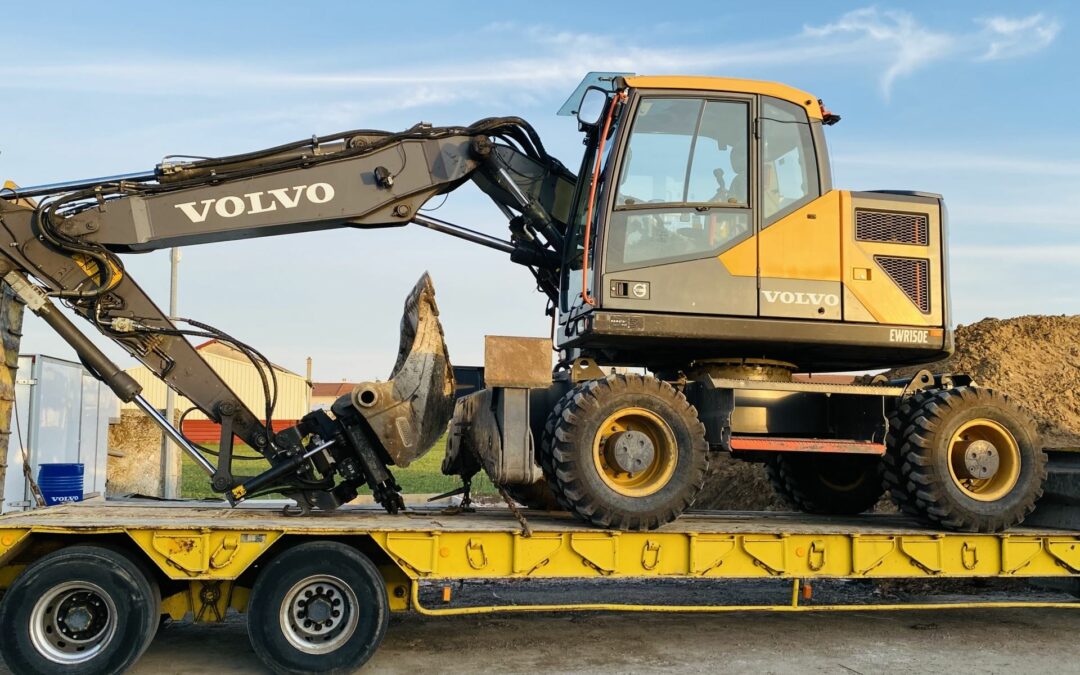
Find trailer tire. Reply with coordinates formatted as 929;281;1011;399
549;374;708;530
895;386;1047;532
766;453;884;515
0;544;160;675
247;541;389;675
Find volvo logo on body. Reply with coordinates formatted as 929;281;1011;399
174;183;336;223
761;290;840;307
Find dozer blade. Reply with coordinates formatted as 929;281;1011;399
348;273;455;467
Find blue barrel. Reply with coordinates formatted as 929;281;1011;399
37;463;84;506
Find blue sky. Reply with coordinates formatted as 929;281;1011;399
1;1;1076;380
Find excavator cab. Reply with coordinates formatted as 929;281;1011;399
556;74;952;373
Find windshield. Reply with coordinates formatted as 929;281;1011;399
561;99;622;309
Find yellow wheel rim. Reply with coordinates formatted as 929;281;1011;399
591;407;677;497
946;418;1021;501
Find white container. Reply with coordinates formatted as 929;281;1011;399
3;355;118;513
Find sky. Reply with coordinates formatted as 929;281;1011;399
0;1;1077;382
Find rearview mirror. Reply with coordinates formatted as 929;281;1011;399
576;87;609;127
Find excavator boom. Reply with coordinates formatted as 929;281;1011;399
0;117;574;512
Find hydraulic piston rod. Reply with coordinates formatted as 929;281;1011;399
131;394;217;476
0;170;157;199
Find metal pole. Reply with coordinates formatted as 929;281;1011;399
161;248;181;497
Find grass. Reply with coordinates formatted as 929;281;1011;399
180;434;498;499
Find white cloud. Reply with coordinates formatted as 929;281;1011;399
979;13;1061;60
804;8;1060;97
3;7;1061;105
804;8;955;98
835;149;1080;178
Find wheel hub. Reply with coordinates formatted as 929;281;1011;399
281;575;359;655
30;582;117;665
961;439;1000;479
591;407;679;498
947;418;1021;502
609;430;655;474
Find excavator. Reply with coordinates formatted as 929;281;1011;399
0;73;1050;533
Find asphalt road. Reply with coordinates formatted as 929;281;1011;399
115;607;1080;674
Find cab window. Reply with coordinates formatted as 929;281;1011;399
760;97;820;225
608;97;751;272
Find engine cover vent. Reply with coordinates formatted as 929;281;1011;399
856;210;929;245
875;255;930;313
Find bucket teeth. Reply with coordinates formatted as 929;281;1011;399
349;273;455;467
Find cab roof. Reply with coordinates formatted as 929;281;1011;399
623;75;822;120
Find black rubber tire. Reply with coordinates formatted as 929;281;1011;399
549;374;708;530
247;541;389;675
894;386;1047;532
0;545;160;675
502;481;562;511
538;386;579;511
882;391;930;516
766;453;885;515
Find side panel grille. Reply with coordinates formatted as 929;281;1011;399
856;210;929;245
875;256;931;313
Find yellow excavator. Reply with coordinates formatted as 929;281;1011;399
0;72;1047;533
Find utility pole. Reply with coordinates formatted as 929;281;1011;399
161;248;181;498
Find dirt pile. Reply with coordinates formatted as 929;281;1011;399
888;315;1080;447
695;453;780;511
107;409;163;496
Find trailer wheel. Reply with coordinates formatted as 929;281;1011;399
549;374;708;530
0;545;160;675
766;453;884;514
247;541;389;674
895;387;1047;532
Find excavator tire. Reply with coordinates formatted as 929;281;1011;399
766;453;884;515
882;391;931;517
892;386;1047;532
538;387;579;511
548;374;708;531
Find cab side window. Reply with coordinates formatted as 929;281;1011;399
760;97;820;225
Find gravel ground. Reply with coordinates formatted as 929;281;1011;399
93;607;1080;674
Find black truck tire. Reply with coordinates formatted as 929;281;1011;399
766;453;885;515
892;386;1047;532
0;545;160;675
247;541;389;675
548;374;708;530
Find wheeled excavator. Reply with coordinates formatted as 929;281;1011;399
0;73;1051;533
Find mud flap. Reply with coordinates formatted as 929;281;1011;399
348;273;455;467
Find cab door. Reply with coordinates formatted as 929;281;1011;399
753;97;842;321
598;93;758;316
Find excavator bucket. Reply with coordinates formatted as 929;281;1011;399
348;273;455;467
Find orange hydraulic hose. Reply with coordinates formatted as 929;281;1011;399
581;91;627;305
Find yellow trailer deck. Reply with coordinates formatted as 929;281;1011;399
1;501;1079;673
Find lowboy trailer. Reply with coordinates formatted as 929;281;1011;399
1;502;1080;673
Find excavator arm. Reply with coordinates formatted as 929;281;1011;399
0;117;575;512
